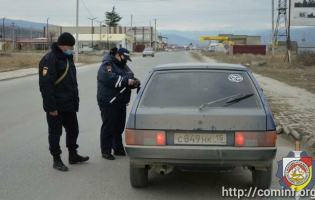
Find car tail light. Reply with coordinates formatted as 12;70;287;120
235;133;244;147
235;131;276;147
125;129;166;146
156;133;166;145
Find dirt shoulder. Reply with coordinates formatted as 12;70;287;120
199;51;315;95
0;52;141;72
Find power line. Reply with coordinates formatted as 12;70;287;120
80;0;94;18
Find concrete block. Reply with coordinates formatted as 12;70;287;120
307;138;315;147
276;127;283;135
283;125;292;135
302;135;312;144
291;130;302;141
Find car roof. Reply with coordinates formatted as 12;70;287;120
152;63;250;72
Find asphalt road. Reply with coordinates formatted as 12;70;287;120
0;51;310;200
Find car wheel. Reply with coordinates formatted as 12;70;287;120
130;163;148;188
252;163;272;189
152;55;154;57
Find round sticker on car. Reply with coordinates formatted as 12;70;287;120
228;74;243;82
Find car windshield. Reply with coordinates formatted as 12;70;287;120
144;48;153;51
140;70;261;108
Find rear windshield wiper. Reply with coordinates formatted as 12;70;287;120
199;93;254;111
225;93;254;104
199;94;239;111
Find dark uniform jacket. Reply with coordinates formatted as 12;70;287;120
39;42;79;113
97;53;138;105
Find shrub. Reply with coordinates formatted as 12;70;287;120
298;50;315;66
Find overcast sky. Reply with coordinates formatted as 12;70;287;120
1;0;276;32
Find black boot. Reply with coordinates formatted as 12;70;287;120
53;156;68;171
69;150;89;164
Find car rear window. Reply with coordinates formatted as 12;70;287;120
144;48;153;51
140;70;262;108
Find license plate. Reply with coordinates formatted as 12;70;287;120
174;133;226;145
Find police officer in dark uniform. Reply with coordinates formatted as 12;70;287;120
39;32;89;171
97;47;140;160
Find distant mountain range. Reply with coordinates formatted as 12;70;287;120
2;19;57;30
2;18;314;45
1;19;58;39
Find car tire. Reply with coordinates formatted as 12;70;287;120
130;163;148;188
252;163;272;189
152;55;154;57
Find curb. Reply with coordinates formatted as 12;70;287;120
276;122;314;147
0;63;86;82
0;72;38;82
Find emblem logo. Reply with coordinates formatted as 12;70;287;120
276;141;315;199
43;67;48;76
107;66;112;73
228;74;243;82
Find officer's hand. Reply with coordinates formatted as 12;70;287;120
49;110;58;116
133;80;141;88
128;79;135;86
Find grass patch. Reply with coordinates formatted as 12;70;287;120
0;51;141;73
0;52;105;72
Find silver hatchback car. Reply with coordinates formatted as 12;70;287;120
125;63;277;189
142;47;155;57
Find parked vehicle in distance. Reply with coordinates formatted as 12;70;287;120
142;47;155;57
125;63;277;189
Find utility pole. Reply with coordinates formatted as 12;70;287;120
272;0;275;57
107;25;109;50
88;17;97;50
2;17;5;51
150;21;152;47
154;19;157;51
46;17;49;48
17;26;19;43
131;14;133;52
286;0;292;63
75;0;79;62
104;13;108;50
30;26;33;39
12;22;15;51
96;20;105;49
47;17;49;49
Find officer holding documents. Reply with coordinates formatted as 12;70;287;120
97;47;140;160
39;32;89;171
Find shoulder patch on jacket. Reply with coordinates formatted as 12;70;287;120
43;67;49;76
106;66;112;73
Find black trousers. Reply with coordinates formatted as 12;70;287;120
46;112;79;156
99;104;126;154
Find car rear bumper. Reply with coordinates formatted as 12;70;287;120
125;145;277;167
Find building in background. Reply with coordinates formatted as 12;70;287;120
72;33;132;53
218;34;261;45
44;26;162;52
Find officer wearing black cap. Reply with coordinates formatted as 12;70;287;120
39;32;89;171
97;47;140;160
